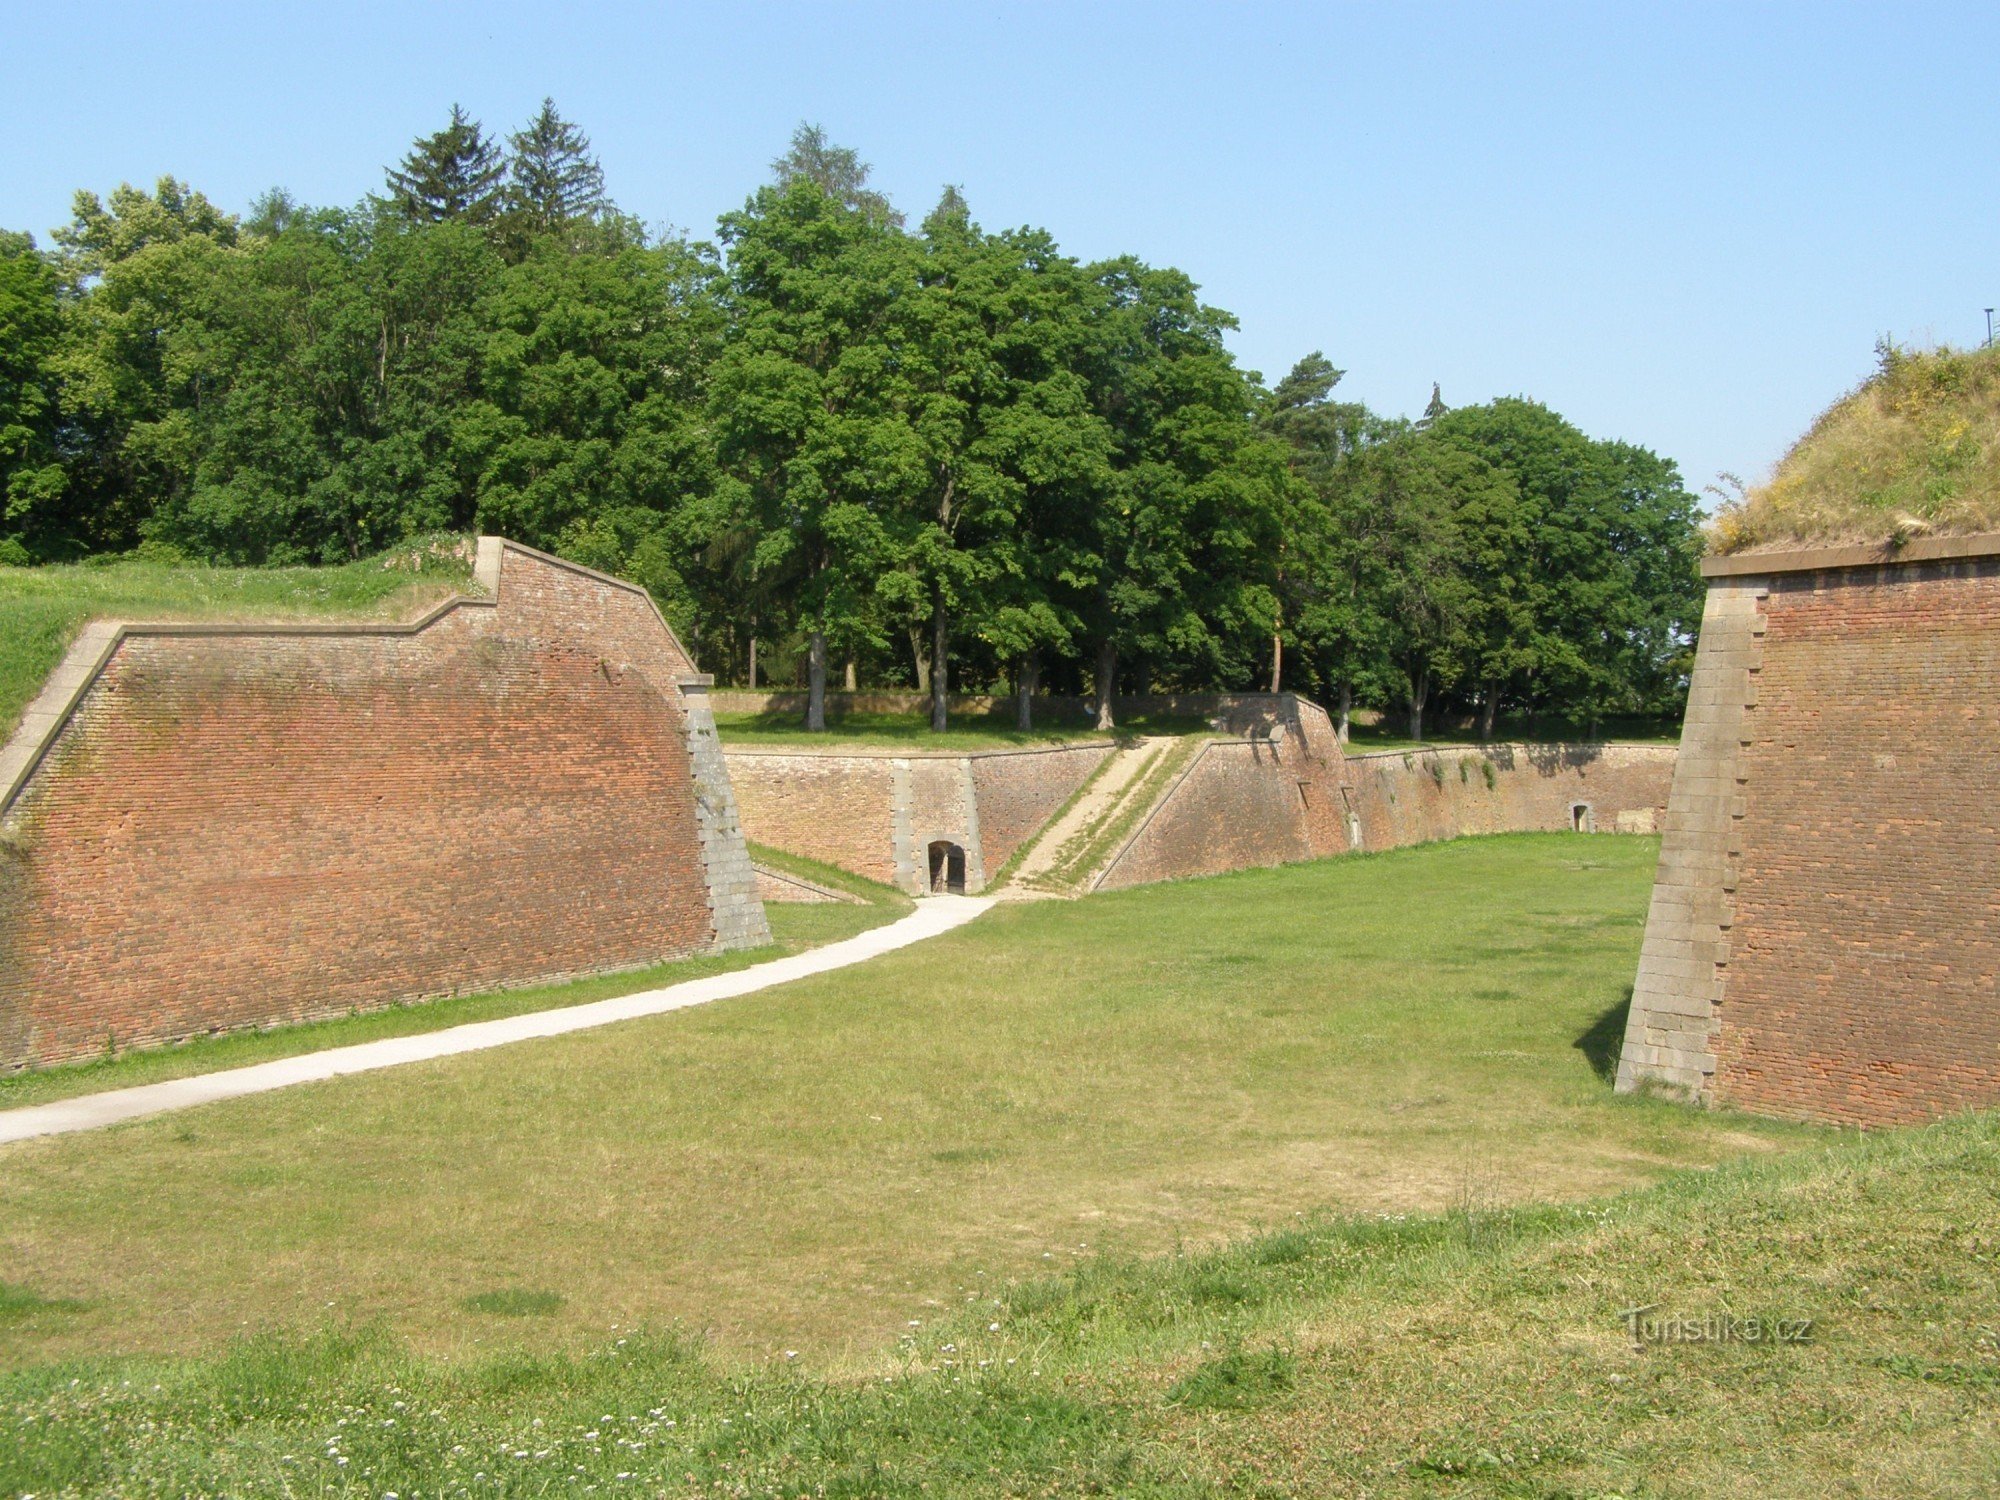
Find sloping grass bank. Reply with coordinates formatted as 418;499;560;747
4;1112;1994;1496
0;543;475;738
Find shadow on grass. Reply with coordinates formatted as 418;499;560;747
1575;988;1633;1083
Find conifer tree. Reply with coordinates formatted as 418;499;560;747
385;105;507;225
506;98;608;233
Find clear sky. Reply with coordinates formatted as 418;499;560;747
4;1;1994;500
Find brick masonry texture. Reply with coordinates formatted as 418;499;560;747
1623;543;2000;1125
0;540;766;1070
1100;695;1673;891
726;743;1112;895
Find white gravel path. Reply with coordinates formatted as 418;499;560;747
0;896;993;1145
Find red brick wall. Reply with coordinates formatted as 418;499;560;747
1097;740;1322;890
727;754;902;885
1715;559;2000;1124
1347;744;1674;850
0;544;723;1069
970;745;1114;871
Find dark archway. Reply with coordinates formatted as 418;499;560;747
927;840;967;895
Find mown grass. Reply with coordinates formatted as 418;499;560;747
713;707;1210;750
0;835;1814;1378
3;1113;1993;1496
0;542;475;738
0;903;900;1112
1717;340;2000;553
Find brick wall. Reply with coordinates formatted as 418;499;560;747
725;743;1110;894
1096;739;1321;890
1346;743;1675;851
1620;535;2000;1126
0;540;765;1070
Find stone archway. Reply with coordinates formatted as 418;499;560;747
927;840;967;895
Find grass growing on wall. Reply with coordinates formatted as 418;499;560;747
1715;340;2000;553
0;543;475;740
4;1112;1993;1495
0;835;1815;1378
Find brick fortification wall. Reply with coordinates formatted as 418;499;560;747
1099;696;1672;891
1619;534;2000;1126
1346;743;1675;849
0;539;769;1070
727;743;1112;894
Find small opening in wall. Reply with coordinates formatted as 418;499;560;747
1571;802;1595;833
927;840;967;895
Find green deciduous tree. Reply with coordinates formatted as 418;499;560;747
0;234;66;554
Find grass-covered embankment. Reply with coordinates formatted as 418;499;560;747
1717;340;2000;554
0;545;476;738
3;1112;1994;1496
0;836;1810;1374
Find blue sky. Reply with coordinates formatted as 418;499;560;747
5;2;1994;500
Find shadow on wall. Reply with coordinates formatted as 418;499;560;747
1576;989;1634;1084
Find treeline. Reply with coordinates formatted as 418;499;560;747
0;105;1703;736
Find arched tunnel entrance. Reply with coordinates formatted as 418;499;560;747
927;840;967;895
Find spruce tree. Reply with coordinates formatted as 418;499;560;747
506;98;608;234
385;105;507;225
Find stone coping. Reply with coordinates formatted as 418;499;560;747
0;537;699;818
1341;741;1676;762
1703;531;2000;578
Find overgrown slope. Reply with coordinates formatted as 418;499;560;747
4;1112;1995;1496
0;541;474;739
1716;341;2000;553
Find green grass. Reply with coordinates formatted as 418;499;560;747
0;543;475;739
746;841;912;906
0;835;1814;1382
5;1111;1994;1495
0;903;898;1112
713;707;1210;750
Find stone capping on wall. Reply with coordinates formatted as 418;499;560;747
1700;530;2000;578
721;740;1117;762
0;537;704;820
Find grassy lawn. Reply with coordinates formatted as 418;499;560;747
0;834;1817;1385
713;707;1210;750
0;901;903;1113
0;547;473;738
6;1113;1987;1496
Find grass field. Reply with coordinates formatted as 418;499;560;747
0;546;474;738
7;833;1991;1495
6;1113;1988;1496
0;835;1814;1382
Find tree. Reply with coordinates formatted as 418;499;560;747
506;99;609;237
385;105;508;226
0;234;65;553
712;171;920;731
769;123;903;226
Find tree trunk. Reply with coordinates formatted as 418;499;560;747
746;616;758;690
909;624;930;695
929;595;949;733
1336;682;1352;744
807;628;827;732
1408;666;1429;744
1477;678;1499;742
1093;640;1118;731
1016;650;1040;732
844;657;857;692
1269;631;1283;694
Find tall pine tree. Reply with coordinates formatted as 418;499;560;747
385;105;507;225
506;98;608;234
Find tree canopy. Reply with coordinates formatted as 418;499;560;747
0;113;1704;736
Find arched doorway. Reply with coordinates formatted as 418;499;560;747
1570;802;1595;833
928;840;967;895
